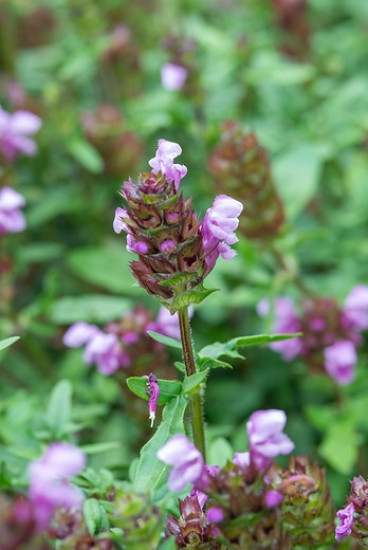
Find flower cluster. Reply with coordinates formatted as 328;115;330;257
113;139;242;312
258;285;368;385
335;475;368;543
0;187;26;236
28;443;86;527
0;106;41;162
63;305;180;376
158;410;336;548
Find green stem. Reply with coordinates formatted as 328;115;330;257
178;307;206;460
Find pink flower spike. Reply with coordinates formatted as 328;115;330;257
28;442;86;527
157;434;206;492
145;373;160;427
335;502;355;540
323;340;357;385
247;409;294;472
161;63;188;91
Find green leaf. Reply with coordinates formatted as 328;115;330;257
67;138;104;174
208;437;234;468
319;421;359;474
198;342;244;362
146;330;182;350
273;143;329;221
198;358;233;370
229;333;302;348
51;295;132;324
126;377;182;405
174;361;186;373
80;442;121;455
182;370;209;394
158;538;177;550
133;394;188;493
0;336;19;352
46;380;72;438
170;287;218;312
83;498;105;536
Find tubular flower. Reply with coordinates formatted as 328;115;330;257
0;187;26;235
113;139;242;312
247;409;294;472
28;442;86;527
0;106;41;161
335;503;355;540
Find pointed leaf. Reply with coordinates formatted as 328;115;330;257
0;336;19;351
46;380;72;438
127;377;182;405
229;333;302;348
133;394;188;493
147;330;182;350
182;370;209;394
170;288;218;312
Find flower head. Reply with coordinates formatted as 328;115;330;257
28;442;86;527
161;62;188;91
323;340;357;385
0;106;41;161
157;434;208;492
335;502;355;540
247;409;294;472
0;187;26;235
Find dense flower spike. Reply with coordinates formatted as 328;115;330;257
258;291;366;385
28;443;86;527
208;122;285;240
269;455;336;547
157;435;209;492
113;139;242;312
0;187;26;235
247;409;294;472
0;106;41;161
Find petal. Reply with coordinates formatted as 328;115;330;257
63;322;100;347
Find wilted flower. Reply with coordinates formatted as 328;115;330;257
335;502;355;540
157;434;209;492
0;187;26;235
161;62;188;90
323;340;357;385
0;106;41;161
247;409;294;472
145;373;159;427
28;443;86;527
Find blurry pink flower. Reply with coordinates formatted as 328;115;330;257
0;187;26;235
335;502;355;540
233;451;250;468
323;340;357;385
157;434;208;492
0;106;41;161
258;297;303;361
206;506;224;523
265;490;283;508
201;194;243;270
28;442;86;527
343;285;368;331
148;139;187;191
247;409;294;472
161;62;188;91
63;322;129;375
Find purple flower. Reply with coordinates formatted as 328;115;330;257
206;506;224;523
343;285;368;331
201;194;243;270
28;442;86;527
145;373;160;427
258;297;303;361
161;63;188;91
157;434;208;492
148;139;187;191
247;409;294;472
335;502;355;540
0;187;26;235
63;322;129;375
323;340;357;385
0;106;41;161
233;451;250;468
265;490;283;508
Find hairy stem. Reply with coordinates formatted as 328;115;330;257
178;307;206;460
